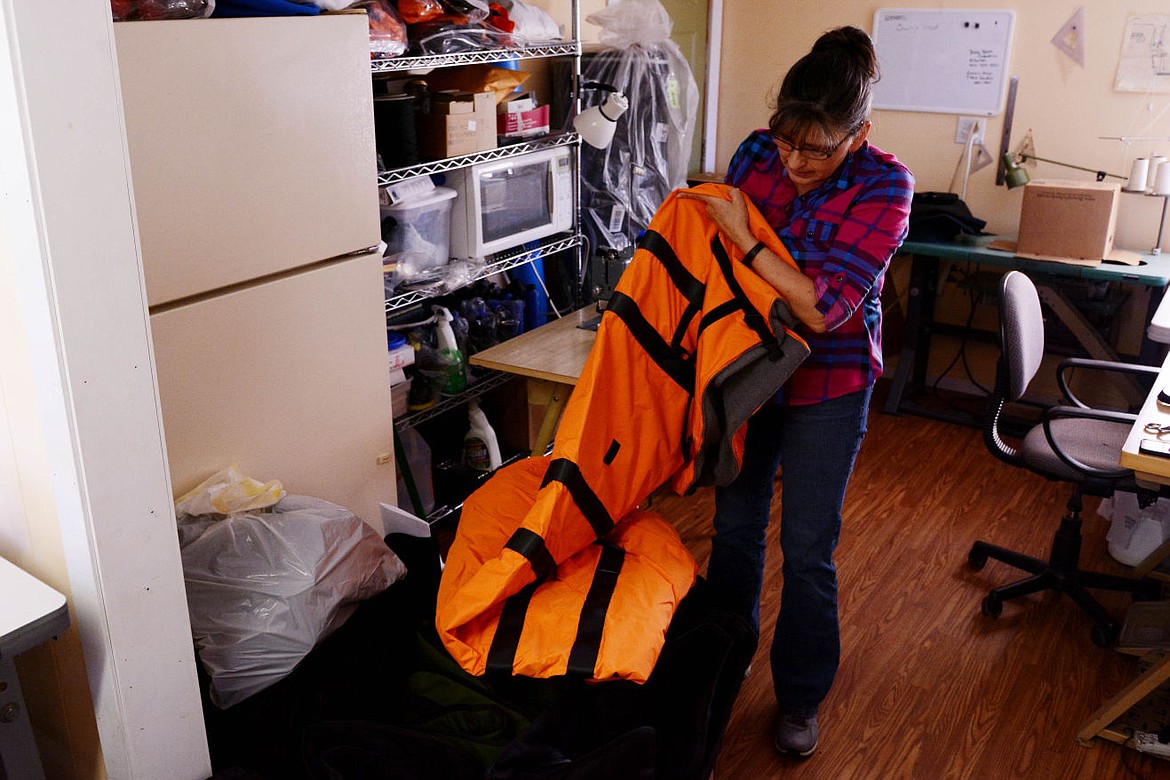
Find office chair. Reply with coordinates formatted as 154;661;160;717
967;270;1162;646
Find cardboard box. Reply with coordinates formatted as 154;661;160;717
418;90;496;159
1015;179;1121;264
497;91;550;139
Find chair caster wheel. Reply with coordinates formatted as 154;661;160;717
968;548;988;572
981;594;1002;618
1091;623;1119;648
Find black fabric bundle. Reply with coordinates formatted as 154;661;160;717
907;191;987;242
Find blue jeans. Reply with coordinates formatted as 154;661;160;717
706;388;871;718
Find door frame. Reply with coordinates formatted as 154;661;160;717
703;0;722;173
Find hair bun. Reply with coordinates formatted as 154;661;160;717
812;26;878;80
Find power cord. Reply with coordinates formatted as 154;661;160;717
929;263;993;411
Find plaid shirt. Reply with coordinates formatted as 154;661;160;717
726;130;914;405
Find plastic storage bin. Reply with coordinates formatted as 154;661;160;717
382;186;457;280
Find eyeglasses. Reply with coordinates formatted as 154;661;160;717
773;134;850;162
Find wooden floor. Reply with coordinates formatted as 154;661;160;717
651;383;1170;780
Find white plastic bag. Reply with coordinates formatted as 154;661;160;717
1100;492;1170;567
174;464;285;518
179;494;407;708
587;0;674;49
508;0;561;44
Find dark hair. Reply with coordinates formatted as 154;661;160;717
768;26;879;144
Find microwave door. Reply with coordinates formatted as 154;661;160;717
546;162;555;221
482;162;550;246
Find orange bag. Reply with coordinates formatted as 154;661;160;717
437;456;696;680
437;184;808;681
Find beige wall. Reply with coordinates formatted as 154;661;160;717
0;239;105;778
718;1;1170;250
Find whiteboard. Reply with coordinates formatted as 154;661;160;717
872;8;1015;116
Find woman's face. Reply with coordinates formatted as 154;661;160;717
774;121;871;194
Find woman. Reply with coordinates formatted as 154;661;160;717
679;26;913;757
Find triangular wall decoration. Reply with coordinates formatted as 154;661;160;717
1051;7;1086;67
1015;130;1036;165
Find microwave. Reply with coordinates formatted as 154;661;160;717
448;145;575;260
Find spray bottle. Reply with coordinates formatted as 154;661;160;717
464;400;502;472
433;305;467;395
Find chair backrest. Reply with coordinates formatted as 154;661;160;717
998;270;1045;403
984;271;1045;465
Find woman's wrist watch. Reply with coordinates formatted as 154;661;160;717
741;240;767;268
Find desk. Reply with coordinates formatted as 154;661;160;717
469;306;596;454
1120;350;1170;489
1078;351;1170;748
1;557;69;780
885;238;1170;421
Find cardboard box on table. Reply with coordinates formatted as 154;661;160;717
1014;180;1136;266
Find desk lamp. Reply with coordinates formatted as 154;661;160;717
574;82;629;149
1000;151;1125;188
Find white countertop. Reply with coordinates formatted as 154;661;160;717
0;556;69;659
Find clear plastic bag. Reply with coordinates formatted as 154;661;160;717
578;0;699;252
179;494;407;708
354;0;409;59
588;0;673;49
397;0;443;23
442;0;489;21
414;22;512;54
111;0;214;20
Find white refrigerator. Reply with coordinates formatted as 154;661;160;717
117;14;395;532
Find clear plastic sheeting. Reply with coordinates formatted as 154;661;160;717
178;494;407;708
110;0;214;20
578;0;699;253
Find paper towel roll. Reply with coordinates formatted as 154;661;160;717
1127;157;1150;192
1155;160;1170;196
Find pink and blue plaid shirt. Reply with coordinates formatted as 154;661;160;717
726;130;914;405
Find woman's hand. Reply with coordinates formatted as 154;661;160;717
677;186;826;332
676;187;756;252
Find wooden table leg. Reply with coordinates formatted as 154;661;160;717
526;379;571;456
1078;652;1170;746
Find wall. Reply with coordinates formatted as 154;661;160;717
718;1;1170;251
0;244;106;777
0;0;211;775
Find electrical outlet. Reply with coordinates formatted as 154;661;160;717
955;116;986;145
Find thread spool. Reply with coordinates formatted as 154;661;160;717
1155;160;1170;196
1127;157;1150;192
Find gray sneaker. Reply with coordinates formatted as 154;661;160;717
774;713;819;757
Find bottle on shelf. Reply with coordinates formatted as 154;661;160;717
433;304;468;395
463;400;503;472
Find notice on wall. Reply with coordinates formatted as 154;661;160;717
1115;13;1170;93
872;8;1015;116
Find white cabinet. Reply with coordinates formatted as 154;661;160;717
150;253;394;528
117;15;380;307
117;15;395;532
